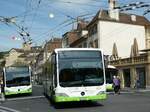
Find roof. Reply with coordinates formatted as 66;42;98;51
10;48;24;53
77;20;89;31
18;53;27;58
140;49;150;52
62;30;78;37
88;10;150;27
70;34;88;47
47;38;62;43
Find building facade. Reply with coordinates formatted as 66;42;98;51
66;0;150;89
34;38;62;84
109;49;150;89
87;10;150;57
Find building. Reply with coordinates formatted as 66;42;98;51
5;43;42;67
34;38;62;84
87;0;150;58
65;0;150;89
69;0;150;57
5;48;25;66
62;19;88;48
62;30;79;48
109;48;150;89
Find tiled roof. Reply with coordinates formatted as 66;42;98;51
77;20;89;30
11;48;24;53
88;10;150;26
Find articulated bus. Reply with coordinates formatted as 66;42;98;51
43;48;107;103
105;65;118;91
3;66;32;95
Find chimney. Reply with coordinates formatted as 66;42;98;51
131;15;136;22
108;0;119;20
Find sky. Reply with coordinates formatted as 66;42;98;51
0;0;150;51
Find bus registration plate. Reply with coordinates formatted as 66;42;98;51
80;97;85;101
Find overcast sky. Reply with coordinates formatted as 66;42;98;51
0;0;150;51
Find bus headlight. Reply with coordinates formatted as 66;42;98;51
27;87;32;91
5;89;10;93
55;93;69;97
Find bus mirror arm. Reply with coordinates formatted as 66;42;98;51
104;60;108;68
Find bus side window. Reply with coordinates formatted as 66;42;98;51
2;70;5;86
52;55;57;88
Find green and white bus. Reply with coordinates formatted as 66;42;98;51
105;65;118;91
43;48;107;103
3;66;32;95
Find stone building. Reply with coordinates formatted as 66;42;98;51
62;19;88;48
5;43;42;67
66;0;150;89
109;48;150;89
34;38;62;84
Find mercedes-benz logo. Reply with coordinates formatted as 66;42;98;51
81;92;85;96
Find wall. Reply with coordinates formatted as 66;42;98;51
5;50;22;67
98;21;145;57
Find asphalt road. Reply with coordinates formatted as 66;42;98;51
0;85;150;112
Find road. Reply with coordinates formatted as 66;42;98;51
0;85;150;112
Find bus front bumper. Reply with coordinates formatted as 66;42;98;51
54;93;107;102
5;88;32;95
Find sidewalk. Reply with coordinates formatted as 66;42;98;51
121;88;150;93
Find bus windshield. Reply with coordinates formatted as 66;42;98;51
5;66;30;87
58;51;104;87
105;68;118;84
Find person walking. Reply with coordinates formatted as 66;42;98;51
113;75;120;94
117;75;121;94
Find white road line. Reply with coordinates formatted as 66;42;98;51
0;106;20;112
7;95;45;101
0;109;8;112
107;91;134;94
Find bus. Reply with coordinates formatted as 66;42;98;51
43;48;107;103
3;66;32;95
105;65;118;91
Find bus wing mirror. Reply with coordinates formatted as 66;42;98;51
51;55;55;64
104;55;108;68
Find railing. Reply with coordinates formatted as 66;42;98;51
109;54;148;66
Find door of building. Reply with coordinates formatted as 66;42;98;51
123;69;131;87
136;67;146;88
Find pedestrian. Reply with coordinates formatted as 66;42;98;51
117;75;121;94
136;79;140;89
113;75;120;94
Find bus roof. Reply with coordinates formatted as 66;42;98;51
54;48;103;53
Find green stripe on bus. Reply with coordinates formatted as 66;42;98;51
106;85;114;91
5;89;32;95
54;94;107;102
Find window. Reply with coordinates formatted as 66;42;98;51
94;39;98;48
89;24;97;37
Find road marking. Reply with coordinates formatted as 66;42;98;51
107;91;134;94
32;85;43;87
0;106;20;112
7;95;45;101
0;109;8;112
